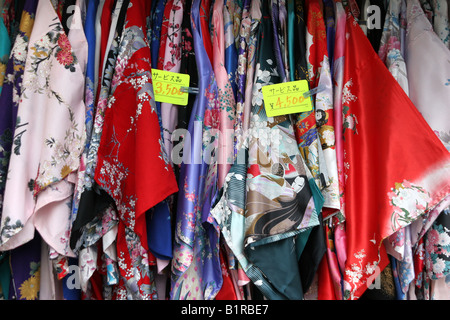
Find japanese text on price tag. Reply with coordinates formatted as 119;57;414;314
151;69;190;106
261;80;313;117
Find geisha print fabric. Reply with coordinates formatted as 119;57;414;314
242;0;319;299
305;0;339;213
93;0;178;299
0;0;86;257
293;0;339;215
338;9;450;300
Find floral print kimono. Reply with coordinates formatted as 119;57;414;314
337;7;450;300
401;0;450;299
212;0;236;189
214;0;320;300
0;0;86;256
317;2;348;300
93;0;179;299
69;0;127;299
170;0;222;300
0;0;39;301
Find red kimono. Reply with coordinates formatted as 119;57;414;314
94;0;178;299
338;10;450;300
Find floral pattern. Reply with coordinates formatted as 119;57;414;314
0;0;86;256
341;79;358;136
388;180;432;231
94;0;178;300
339;7;450;300
18;262;40;300
343;248;380;300
425;209;450;280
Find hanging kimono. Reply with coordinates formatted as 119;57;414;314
70;1;127;300
0;0;39;301
233;0;251;156
338;8;450;300
199;0;213;64
148;0;185;278
0;0;37;219
93;0;179;299
0;0;86;257
311;0;340;213
293;0;326;207
243;0;318;299
378;0;408;94
274;0;289;80
270;0;323;295
221;0;260;290
70;0;126;253
223;0;240;99
159;1;184;164
422;207;450;299
170;0;222;300
174;0;197;166
404;0;450;152
242;0;262;135
146;1;174;290
94;0;114;102
93;0;104;97
70;0;101;256
376;0;410;298
402;0;450;299
212;0;236;189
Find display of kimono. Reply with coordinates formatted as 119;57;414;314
0;0;39;301
170;0;223;300
337;6;450;300
241;0;319;299
403;0;450;299
0;0;448;302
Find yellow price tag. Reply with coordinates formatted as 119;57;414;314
151;69;190;106
261;80;313;117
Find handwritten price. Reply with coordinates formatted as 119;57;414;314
262;80;313;117
154;82;184;96
151;69;190;105
267;94;308;110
